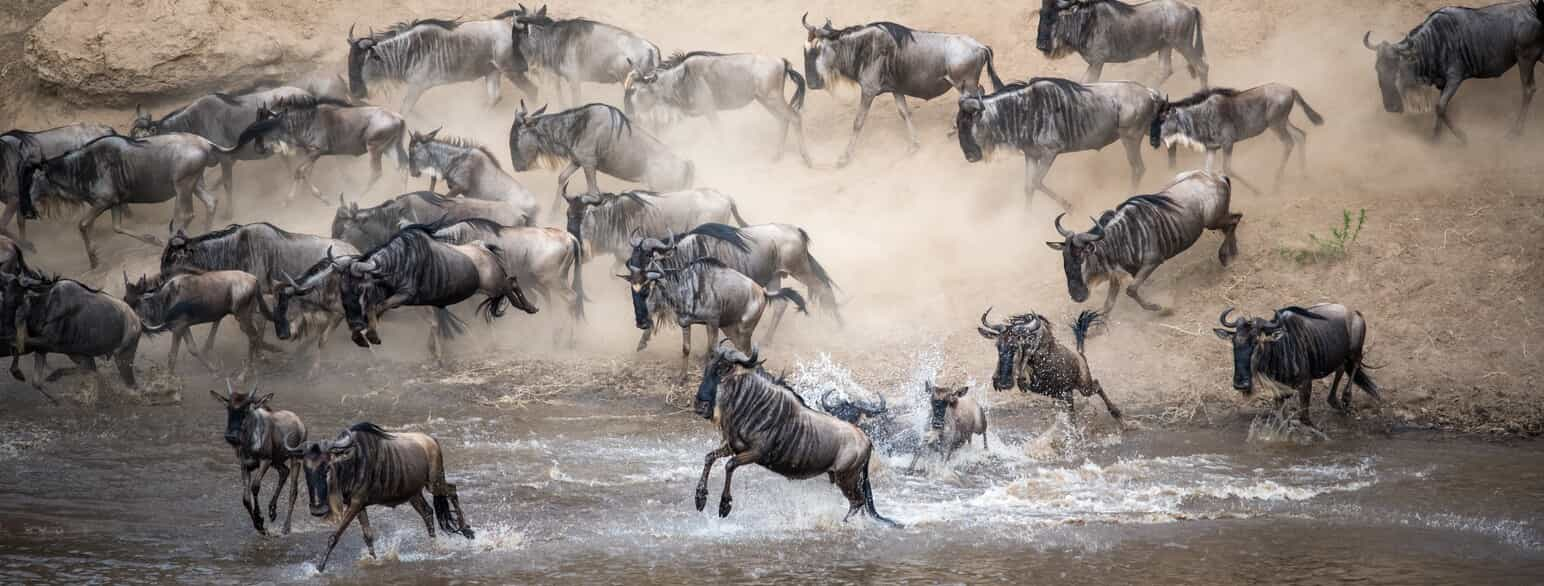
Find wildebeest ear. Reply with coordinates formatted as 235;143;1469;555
208;389;229;405
1213;328;1233;341
953;386;971;399
1045;241;1065;251
532;104;548;117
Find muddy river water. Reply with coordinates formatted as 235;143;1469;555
0;357;1541;585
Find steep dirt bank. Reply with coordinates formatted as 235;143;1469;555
3;0;1541;436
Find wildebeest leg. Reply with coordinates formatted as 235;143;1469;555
191;176;218;233
363;146;386;196
1432;79;1467;143
695;444;732;511
1287;122;1309;174
238;311;265;379
678;325;692;381
166;329;183;374
181;329;220;374
244;460;270;534
356;508;378;558
202;319;221;355
283;458;300;534
484;73;503;108
1099;277;1121;318
718;450;759;518
1025;152;1071;209
1271;123;1295;192
1326;368;1347;412
399;84;426;116
1089;380;1123;421
1220;145;1261;194
317;501;364;571
409;494;436;538
892;95;921;154
1121;136;1145;189
761;95;810;166
1296;380;1315;427
218;159;235;220
1218;213;1242;266
45;355;97;383
551;161;584;218
1124;264;1164;312
834;92;877;168
1083;62;1105;83
107;203;163;249
1510;58;1538;137
286;153;321;202
268;459;289;525
1155;49;1174;87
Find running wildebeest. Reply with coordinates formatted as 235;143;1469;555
908;381;987;470
407;128;538;220
1047;170;1240;317
236;96;407;203
561;183;748;263
346;15;538;113
978;309;1123;421
631;256;807;379
508;101;694;207
0;234;40;278
1150;85;1324;193
801;14;1005;166
432;218;585;324
271;255;354;375
292;422;474;572
628;222;839;350
820;389;920;456
957;77;1164;209
25;133;259;268
210;380;306;535
332;225;538;355
333;191;528;251
130;86;311;216
621;51;813;165
509;4;662;105
161;222;361;293
1;123;116;244
694;344;900;526
0;273;142;391
124;271;280;378
1365;1;1544;141
1215;305;1381;428
1035;0;1209;87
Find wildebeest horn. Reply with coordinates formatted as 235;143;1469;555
802;12;814;31
1218;307;1242;329
979;307;1005;333
425;126;441;140
337;192;346;208
820;388;840;411
943;74;957;87
730;347;760;367
122;271;131;289
348;24;356;41
225;379;241;405
560;180;574;203
1053;213;1073;238
1362;31;1376;50
331;432;353;452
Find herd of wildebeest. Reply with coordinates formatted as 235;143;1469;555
3;0;1540;571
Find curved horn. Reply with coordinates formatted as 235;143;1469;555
979;307;1004;333
122;271;131;289
738;347;760;367
348;24;357;42
1053;213;1073;238
821;388;840;411
326;245;337;265
1218;307;1242;329
1362;31;1376;51
560;180;574;203
337;192;346;207
330;432;354;452
802;12;814;31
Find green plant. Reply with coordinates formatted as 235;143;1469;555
1279;208;1367;264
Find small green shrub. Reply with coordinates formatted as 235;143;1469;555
1279;209;1366;264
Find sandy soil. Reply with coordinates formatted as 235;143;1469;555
1;0;1540;436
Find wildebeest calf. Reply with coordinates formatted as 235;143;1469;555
1215;304;1380;428
1150;84;1324;193
909;381;987;470
978;309;1122;421
210;381;306;535
125;270;280;378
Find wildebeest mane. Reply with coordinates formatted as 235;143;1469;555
374;18;462;41
829;21;916;46
419;133;503;171
349;421;395;438
270;95;354;111
972;77;1098;149
38;135;145;202
1166;87;1240;109
1253;309;1339;386
670;222;751;253
660;51;727;70
1398;6;1511;85
529;103;634;151
435;216;509;235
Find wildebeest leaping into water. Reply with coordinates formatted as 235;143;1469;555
978;309;1122;421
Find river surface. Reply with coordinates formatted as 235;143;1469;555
0;357;1541;585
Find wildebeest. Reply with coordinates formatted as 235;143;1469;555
957;78;1164;208
333;191;527;251
632;256;807;378
562;184;748;264
333;225;538;354
978;309;1122;421
1035;0;1209;87
432;218;585;324
1364;1;1544;140
293;422;474;572
1047;170;1240;317
25;133;258;268
509;4;662;105
1215;305;1380;427
1150;85;1324;193
161;222;361;293
236;96;407;202
0;273;142;391
210;381;306;535
621;51;813;165
346;15;538;113
909;381;987;469
124;271;280;378
801;15;1005;166
628;222;839;350
0;124;116;244
820;389;922;456
508;101;694;204
271;256;353;375
130;86;311;215
694;344;899;526
0;234;40;278
407;128;538;220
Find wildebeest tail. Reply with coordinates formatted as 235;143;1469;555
431;494;473;537
728;198;750;227
798;228;839;300
983;47;1005;92
435;307;469;337
767;287;809;314
1191;8;1206;58
1071;310;1102;355
861;455;901;528
1534;0;1544;24
1293;90;1324;126
1352;367;1380;400
784;59;807;112
567;232;587;320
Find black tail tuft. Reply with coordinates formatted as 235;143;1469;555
768;288;809;314
727;198;750;227
1295;91;1325;126
861;460;901;528
1352;368;1380;401
983;47;1005;92
785;59;807;112
1071;310;1102;354
435;307;469;337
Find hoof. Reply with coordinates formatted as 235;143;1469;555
350;332;369;348
694;490;708;512
460;528;476;539
365;331;382;345
718;498;732;518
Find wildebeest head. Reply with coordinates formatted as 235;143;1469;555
0;272;48;356
406;127;443;179
209;380;272;447
158;225;195;273
121;272;159;318
23;161;63;217
695;342;760;419
330;194;370;243
1214;307;1329;394
1036;0;1087;56
332;248;383;347
272;257;337;341
346;24;382;99
621;58;662;117
1045;213;1105;303
801;13;841;90
130;106;158;138
559;181;604;243
625;250;672;330
977;308;1048;391
926;381;970;431
1363;32;1418;113
820;388;888;426
236;107;293;156
955;86;988;162
295;430;354;520
507;100;550;172
508;4;551;72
